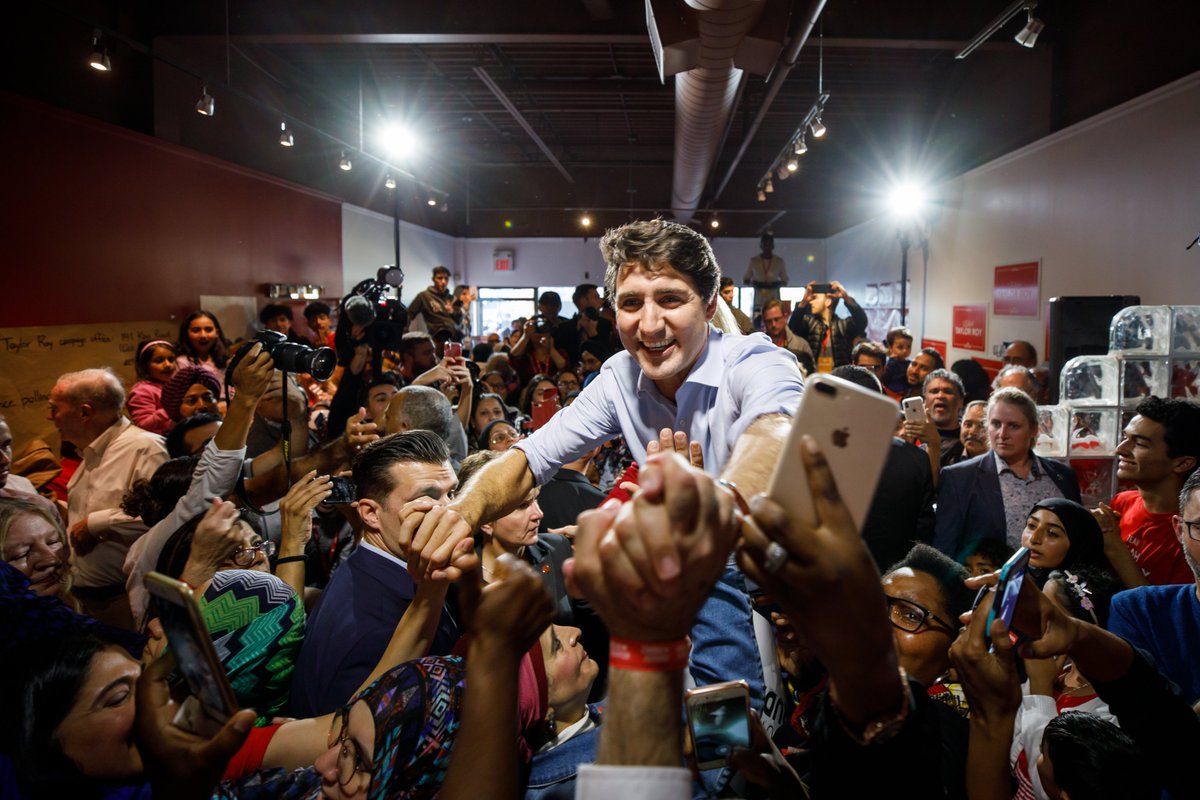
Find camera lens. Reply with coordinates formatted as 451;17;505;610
273;342;337;381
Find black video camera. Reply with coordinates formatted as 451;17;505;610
337;267;409;374
226;330;337;390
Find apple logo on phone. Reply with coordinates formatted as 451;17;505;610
831;427;850;448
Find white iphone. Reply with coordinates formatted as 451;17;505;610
767;374;899;531
902;396;927;425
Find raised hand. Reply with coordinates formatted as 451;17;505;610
278;470;332;552
646;427;704;470
230;342;274;401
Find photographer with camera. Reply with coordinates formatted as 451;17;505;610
510;314;567;388
563;283;614;364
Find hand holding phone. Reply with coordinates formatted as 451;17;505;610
531;386;559;431
984;547;1032;652
446;342;463;361
902;396;927;425
686;680;751;770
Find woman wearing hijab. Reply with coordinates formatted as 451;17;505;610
1020;497;1112;588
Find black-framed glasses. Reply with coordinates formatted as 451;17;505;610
1181;518;1200;542
885;596;959;636
328;706;373;787
231;540;276;567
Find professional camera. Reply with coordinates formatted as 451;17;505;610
226;329;336;387
337;266;410;372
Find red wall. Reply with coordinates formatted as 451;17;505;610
2;93;342;327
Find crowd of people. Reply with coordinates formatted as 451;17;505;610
2;218;1198;800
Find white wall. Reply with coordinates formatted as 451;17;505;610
826;70;1200;364
341;204;457;304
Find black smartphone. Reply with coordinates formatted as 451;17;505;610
327;476;355;504
811;282;835;295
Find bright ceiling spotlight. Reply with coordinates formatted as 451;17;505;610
888;182;927;220
426;194;438;207
195;85;215;116
794;136;808;155
757;188;766;202
379;123;419;159
385;175;396;189
580;214;592;228
88;31;110;71
786;156;799;172
810;116;826;138
279;121;293;147
339;151;352;171
709;216;720;230
1014;5;1045;47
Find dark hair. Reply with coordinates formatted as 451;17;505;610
922;368;964;399
352;430;451;505
471;342;494;363
399;331;434;360
154;507;266;581
176;310;230;369
304;301;331;320
470;393;508;437
121;455;201;525
886;543;973;620
1042;712;1153;800
580;339;611;365
851;341;887;364
886;326;914;347
16;632;124;799
1134;396;1200;477
831;365;882;394
366;372;404;393
519;373;556;417
164;412;223;459
916;347;945;371
572;283;599;305
719;276;735;289
133;339;177;381
599;218;721;304
950;359;991;403
960;538;1015;569
258;304;293;325
1046;566;1122;628
432;265;450;278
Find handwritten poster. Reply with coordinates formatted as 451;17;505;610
0;321;175;451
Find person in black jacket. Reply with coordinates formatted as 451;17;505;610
787;280;868;372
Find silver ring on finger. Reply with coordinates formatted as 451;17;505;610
763;541;789;574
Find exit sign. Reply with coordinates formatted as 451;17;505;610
494;249;514;272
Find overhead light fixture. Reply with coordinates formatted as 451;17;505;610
385;175;396;189
810;117;826;138
1014;5;1044;48
765;178;774;194
339;151;352;171
379;123;419;159
278;121;293;147
195;85;215;116
777;165;789;180
88;31;110;72
709;217;720;230
757;188;766;202
956;0;1037;59
426;192;438;207
786;156;799;172
580;214;592;228
794;137;808;155
887;181;928;220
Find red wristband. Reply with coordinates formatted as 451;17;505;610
609;636;691;672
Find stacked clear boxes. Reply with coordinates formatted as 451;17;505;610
1047;305;1194;504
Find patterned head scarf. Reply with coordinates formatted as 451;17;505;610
200;569;305;722
162;364;222;421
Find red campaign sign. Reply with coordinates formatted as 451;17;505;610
951;304;987;352
993;261;1040;317
922;338;947;361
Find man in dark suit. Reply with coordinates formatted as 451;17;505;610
933;387;1080;562
290;430;460;717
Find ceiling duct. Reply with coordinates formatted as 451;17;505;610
647;0;785;224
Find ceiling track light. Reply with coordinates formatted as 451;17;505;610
794;136;808;155
88;30;111;72
777;165;789;180
709;216;720;230
279;121;293;147
195;85;215;116
757;188;766;202
786;157;799;172
810;117;826;139
339;151;352;171
1015;6;1045;48
765;178;774;194
956;0;1038;59
385;175;396;189
426;192;438;207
